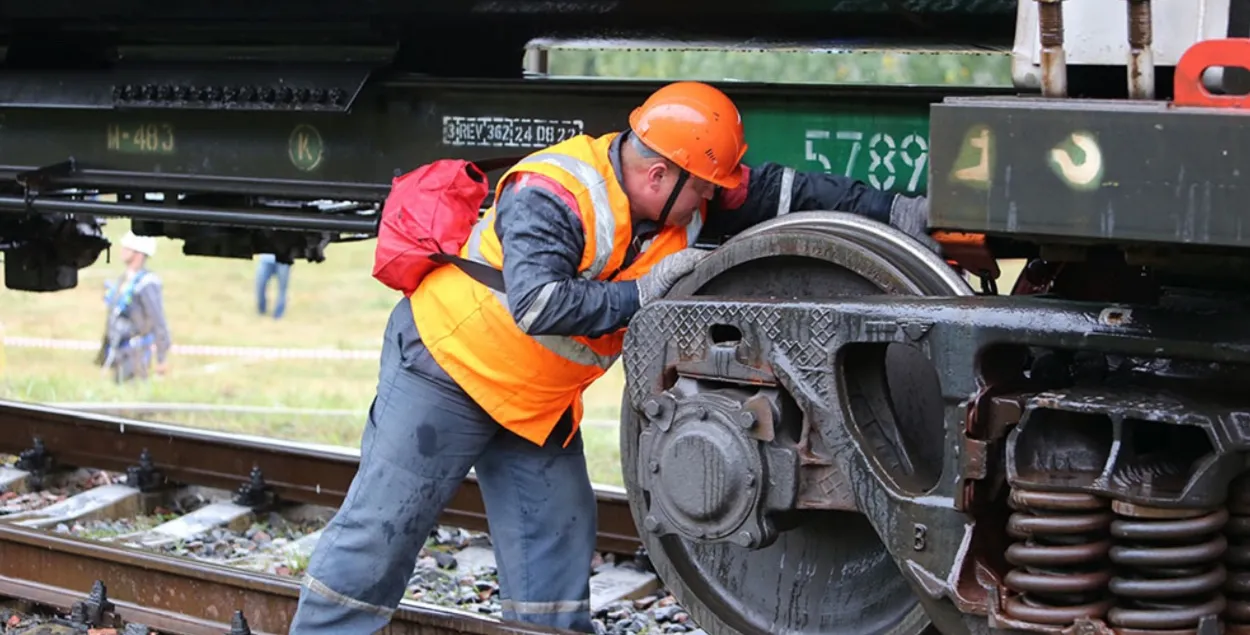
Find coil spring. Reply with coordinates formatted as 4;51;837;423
1226;473;1250;633
1107;501;1228;632
1002;488;1115;625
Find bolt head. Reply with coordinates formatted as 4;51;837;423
737;411;755;429
644;516;661;532
649;460;660;473
643;400;662;418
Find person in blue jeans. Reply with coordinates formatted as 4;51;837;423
255;253;292;319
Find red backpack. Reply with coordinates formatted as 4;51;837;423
372;156;519;296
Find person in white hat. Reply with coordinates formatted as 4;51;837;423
94;230;172;382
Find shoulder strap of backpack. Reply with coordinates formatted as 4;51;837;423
471;154;526;174
424;154;527;293
429;252;506;292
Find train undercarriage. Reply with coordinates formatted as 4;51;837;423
619;56;1250;631
622;210;1250;635
5;0;1250;633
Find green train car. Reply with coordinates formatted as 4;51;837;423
6;2;1250;635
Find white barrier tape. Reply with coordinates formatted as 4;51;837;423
3;336;379;361
47;401;368;417
44;401;622;430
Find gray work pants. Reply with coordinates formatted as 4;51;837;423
288;298;597;634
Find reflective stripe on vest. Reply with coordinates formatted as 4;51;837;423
517;152;618;280
460;151;706;371
463;157;614;371
411;132;708;447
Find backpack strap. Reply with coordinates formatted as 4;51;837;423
429;252;506;292
428;154;525;293
107;269;148;317
471;155;526;174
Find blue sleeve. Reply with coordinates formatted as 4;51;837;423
699;162;897;243
494;183;641;338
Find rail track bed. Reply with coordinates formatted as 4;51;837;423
0;401;701;635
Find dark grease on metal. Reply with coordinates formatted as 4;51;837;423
626;285;1250;634
1005;387;1245;509
636;379;798;549
619;216;971;635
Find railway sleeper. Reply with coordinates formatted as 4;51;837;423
0;453;282;534
0;466;328;564
0;455;682;633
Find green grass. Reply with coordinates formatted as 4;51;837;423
75;512;181;541
0;220;628;486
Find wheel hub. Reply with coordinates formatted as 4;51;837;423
637;380;797;549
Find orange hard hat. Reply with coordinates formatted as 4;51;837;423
628;81;748;189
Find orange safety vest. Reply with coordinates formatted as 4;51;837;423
411;132;705;446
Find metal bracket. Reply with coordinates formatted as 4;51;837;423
68;580;119;629
14;437;52;490
232;464;276;510
228;610;254;635
15;158;78;212
124;448;166;493
978;271;999;296
1175;38;1250;109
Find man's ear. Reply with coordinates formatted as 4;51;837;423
645;161;668;191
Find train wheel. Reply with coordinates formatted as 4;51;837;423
619;212;973;635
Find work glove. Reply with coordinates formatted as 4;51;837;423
889;194;930;240
890;194;943;255
637;248;710;306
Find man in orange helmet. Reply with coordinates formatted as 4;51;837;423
288;81;932;634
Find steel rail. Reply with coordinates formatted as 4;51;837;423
0;522;578;635
0;399;641;556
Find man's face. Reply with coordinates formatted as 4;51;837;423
641;162;716;227
119;247;143;267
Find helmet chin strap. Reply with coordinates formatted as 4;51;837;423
629;166;690;257
653;168;690;232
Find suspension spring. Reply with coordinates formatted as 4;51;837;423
1226;473;1250;633
1107;502;1228;632
1002;488;1115;625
